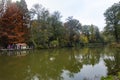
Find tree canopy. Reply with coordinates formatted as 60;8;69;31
104;2;120;43
1;1;119;48
0;0;30;48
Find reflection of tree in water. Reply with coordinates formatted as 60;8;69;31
0;50;31;57
23;48;102;80
104;48;120;75
79;48;101;65
24;50;64;80
64;48;83;78
0;48;103;80
63;48;102;78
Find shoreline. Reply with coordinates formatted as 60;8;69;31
0;48;32;51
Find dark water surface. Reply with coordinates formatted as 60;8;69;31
0;47;120;80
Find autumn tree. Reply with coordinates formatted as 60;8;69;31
0;2;30;48
16;0;30;41
16;0;30;26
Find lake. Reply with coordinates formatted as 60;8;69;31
0;47;120;80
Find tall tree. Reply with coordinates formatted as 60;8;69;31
104;2;120;43
30;4;52;48
64;17;82;46
49;11;63;40
30;4;65;48
16;0;30;42
0;2;29;48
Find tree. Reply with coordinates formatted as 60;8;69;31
64;17;82;46
81;24;101;43
30;4;67;48
0;2;30;48
81;25;90;43
90;25;101;42
49;11;63;40
30;4;43;21
104;2;120;43
30;4;52;48
16;0;30;40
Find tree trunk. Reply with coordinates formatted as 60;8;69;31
114;25;119;43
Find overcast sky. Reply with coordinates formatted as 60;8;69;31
13;0;119;31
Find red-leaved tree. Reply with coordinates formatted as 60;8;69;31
0;2;30;48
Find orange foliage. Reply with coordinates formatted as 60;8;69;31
0;3;29;44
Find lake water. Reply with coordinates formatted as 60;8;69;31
0;47;120;80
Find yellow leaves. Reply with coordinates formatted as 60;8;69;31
80;34;89;43
32;21;39;27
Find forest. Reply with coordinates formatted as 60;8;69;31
0;0;120;49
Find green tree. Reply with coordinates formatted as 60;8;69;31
81;25;90;43
48;11;62;40
48;11;65;47
30;4;52;48
30;4;64;48
104;2;120;43
81;24;101;43
64;17;82;46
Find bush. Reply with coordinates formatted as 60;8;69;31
50;40;59;48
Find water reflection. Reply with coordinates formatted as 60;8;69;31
0;47;119;80
0;50;31;57
103;48;120;75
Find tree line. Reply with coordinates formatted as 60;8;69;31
0;0;120;49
